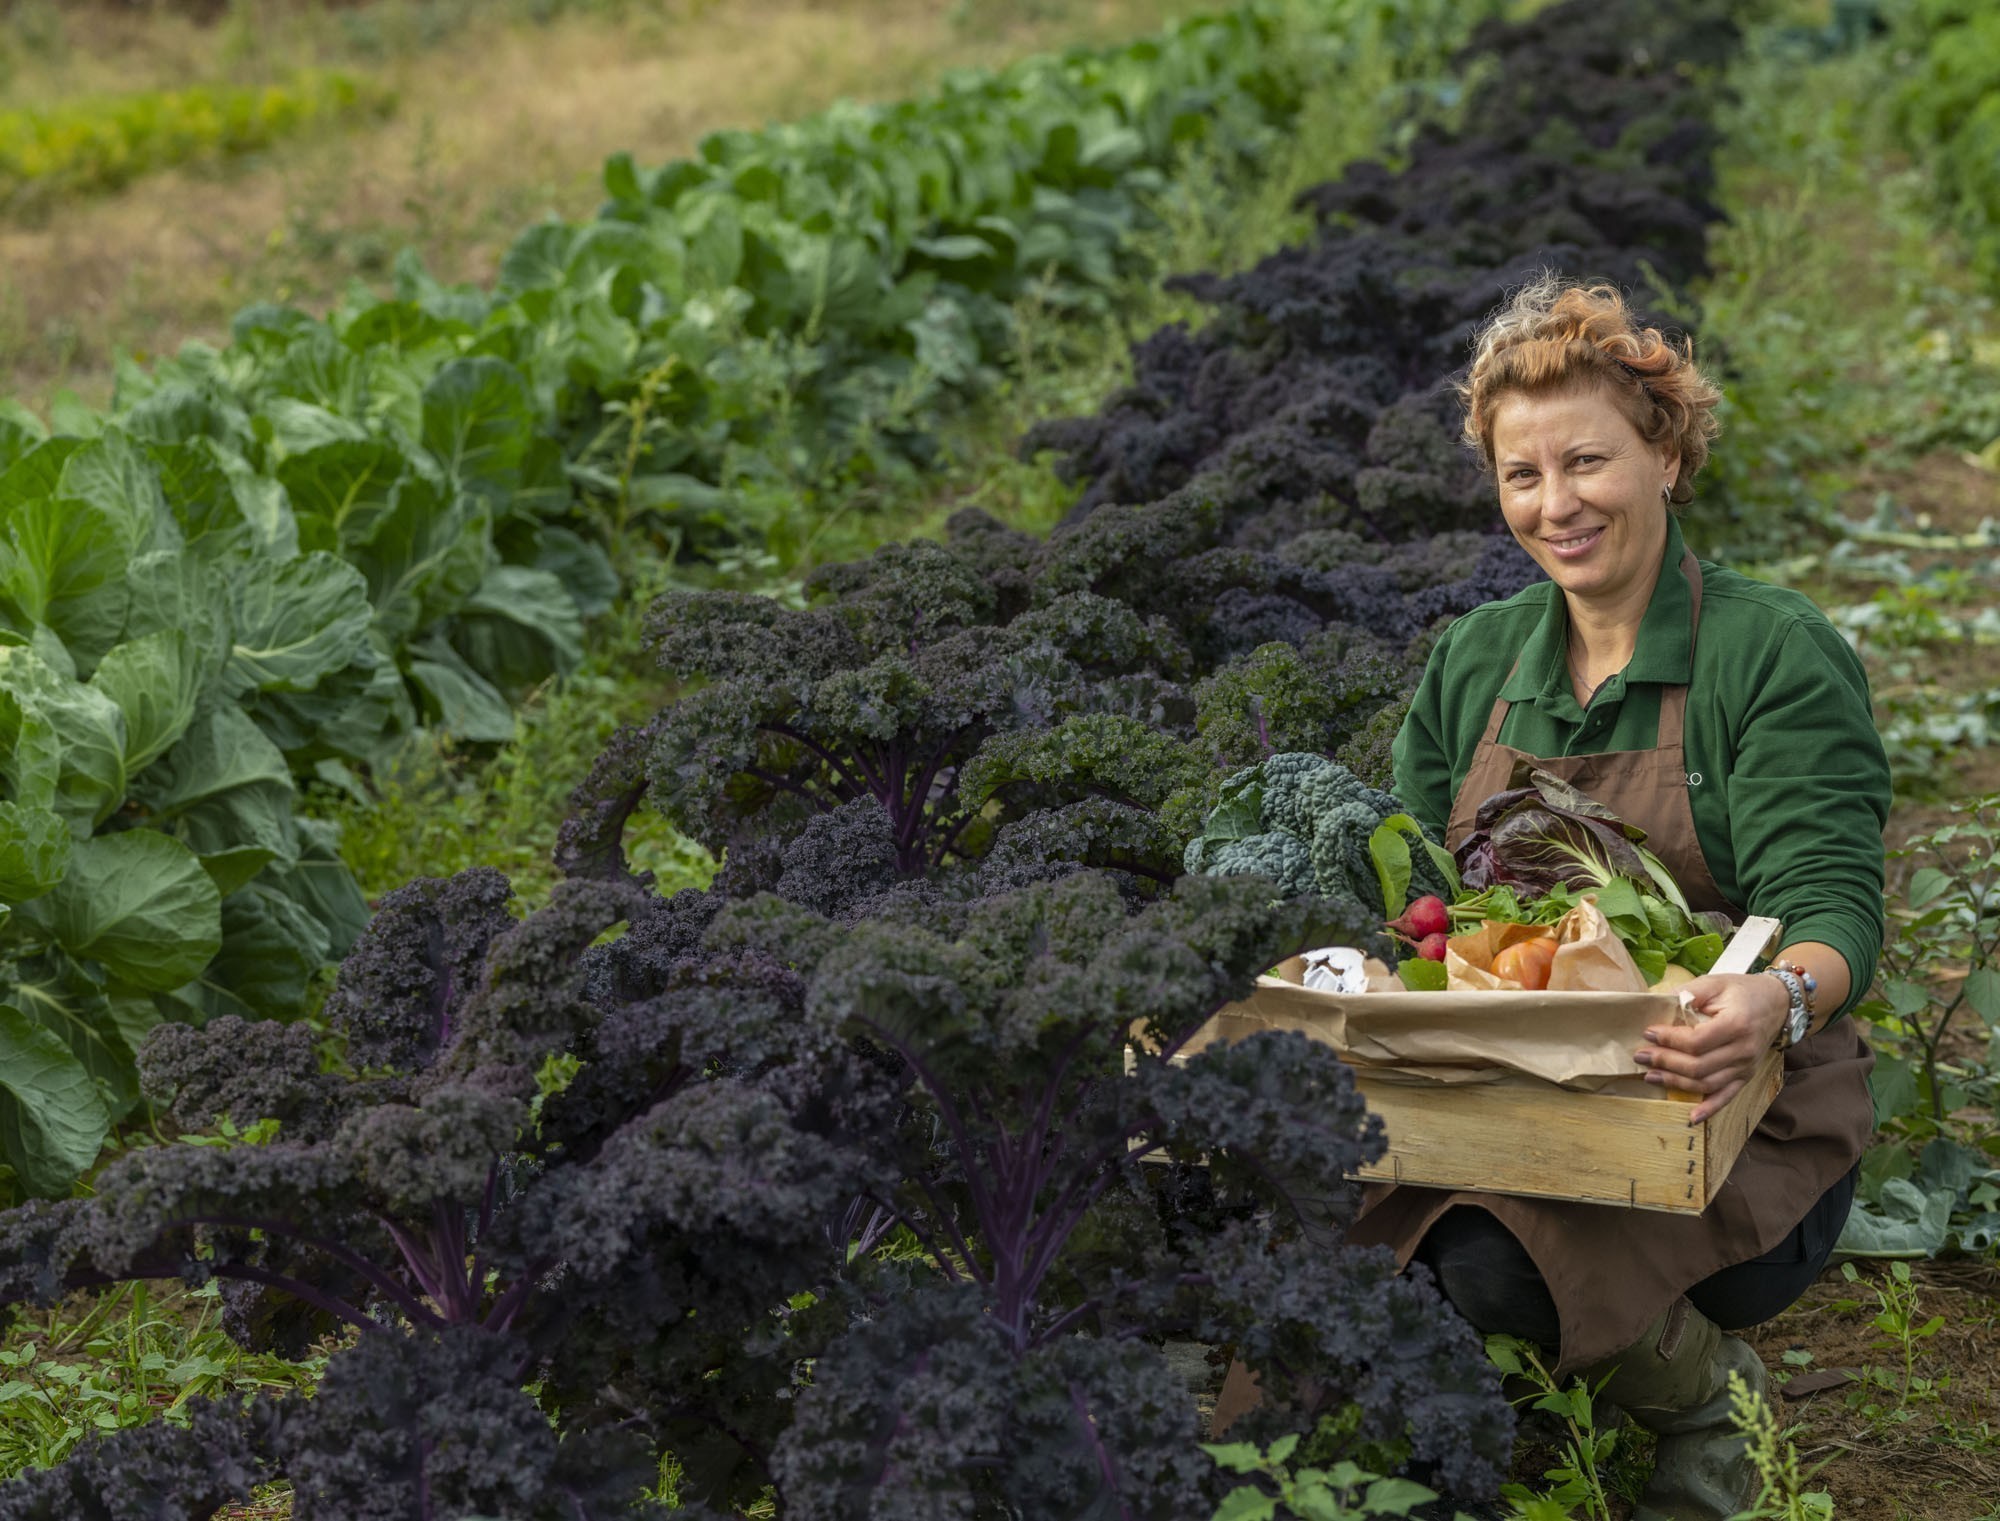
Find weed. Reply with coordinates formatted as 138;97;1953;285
1486;1334;1620;1521
1723;1368;1835;1520
0;1280;327;1483
1858;794;2000;1126
1686;32;2000;558
1203;1432;1441;1520
322;652;712;911
1839;1261;1946;1422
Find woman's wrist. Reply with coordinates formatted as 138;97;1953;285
1762;967;1809;1048
1724;970;1791;1048
1769;941;1851;1034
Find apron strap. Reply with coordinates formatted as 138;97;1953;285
1656;550;1703;751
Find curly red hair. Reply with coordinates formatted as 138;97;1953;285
1455;275;1722;505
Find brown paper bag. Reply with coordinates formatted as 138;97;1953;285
1444;900;1648;994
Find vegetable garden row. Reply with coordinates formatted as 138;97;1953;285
0;0;1781;1513
0;0;1483;1205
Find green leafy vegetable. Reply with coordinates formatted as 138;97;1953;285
1369;811;1461;918
0;1001;112;1198
1399;958;1449;991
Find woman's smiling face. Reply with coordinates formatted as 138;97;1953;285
1489;386;1678;609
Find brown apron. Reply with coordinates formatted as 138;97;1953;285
1343;550;1876;1374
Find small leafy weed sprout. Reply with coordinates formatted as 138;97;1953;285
1723;1366;1835;1521
1485;1333;1619;1521
1840;1259;1945;1417
1203;1431;1440;1521
1864;793;2000;1123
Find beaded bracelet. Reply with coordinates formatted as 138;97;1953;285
1770;959;1819;1015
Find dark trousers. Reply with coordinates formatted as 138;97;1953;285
1413;1165;1859;1352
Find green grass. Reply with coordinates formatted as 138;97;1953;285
319;562;717;908
0;1280;329;1482
1677;25;2000;558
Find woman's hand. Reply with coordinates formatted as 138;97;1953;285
1633;971;1789;1124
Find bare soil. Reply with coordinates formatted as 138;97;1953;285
1745;1260;2000;1521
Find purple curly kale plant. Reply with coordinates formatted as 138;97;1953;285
707;872;1513;1514
0;870;888;1519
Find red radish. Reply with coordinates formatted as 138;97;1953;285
1404;896;1449;938
1386;895;1451;943
1416;932;1447;962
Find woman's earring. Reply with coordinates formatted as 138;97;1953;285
1661;483;1673;503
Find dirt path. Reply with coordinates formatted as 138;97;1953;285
0;0;1185;415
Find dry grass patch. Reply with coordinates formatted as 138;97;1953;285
1;0;1191;412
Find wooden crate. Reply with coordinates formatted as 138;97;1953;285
1345;1049;1782;1212
1133;916;1787;1215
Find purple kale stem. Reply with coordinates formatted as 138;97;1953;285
885;746;910;837
1037;1301;1104;1345
1015;1181;1112;1320
850;742;891;797
900;732;970;844
466;1163;499;1308
150;1213;440;1328
381;1216;451;1311
481;1268;546;1334
904;1179;982;1286
877;1207;963;1285
1008;1042;1096;1231
856;1018;999;1228
929;805;986;867
432;1200;470;1322
1015;1115;1169;1308
295;1237;442;1328
1068;1378;1134;1520
221;1263;377;1333
1042;1272;1215;1345
1254;695;1271;755
744;765;835;808
765;722;875;797
854;1203;896;1259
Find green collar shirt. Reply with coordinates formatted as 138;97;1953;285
1391;517;1891;1015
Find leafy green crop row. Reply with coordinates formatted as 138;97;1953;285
106;0;1482;574
0;72;395;211
0;2;1735;1510
0;426;381;1199
0;0;1497;1204
1890;0;2000;286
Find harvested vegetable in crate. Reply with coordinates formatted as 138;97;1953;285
1441;768;1733;985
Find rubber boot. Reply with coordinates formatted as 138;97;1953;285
1574;1297;1774;1521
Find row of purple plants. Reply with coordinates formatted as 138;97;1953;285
0;1;1738;1515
